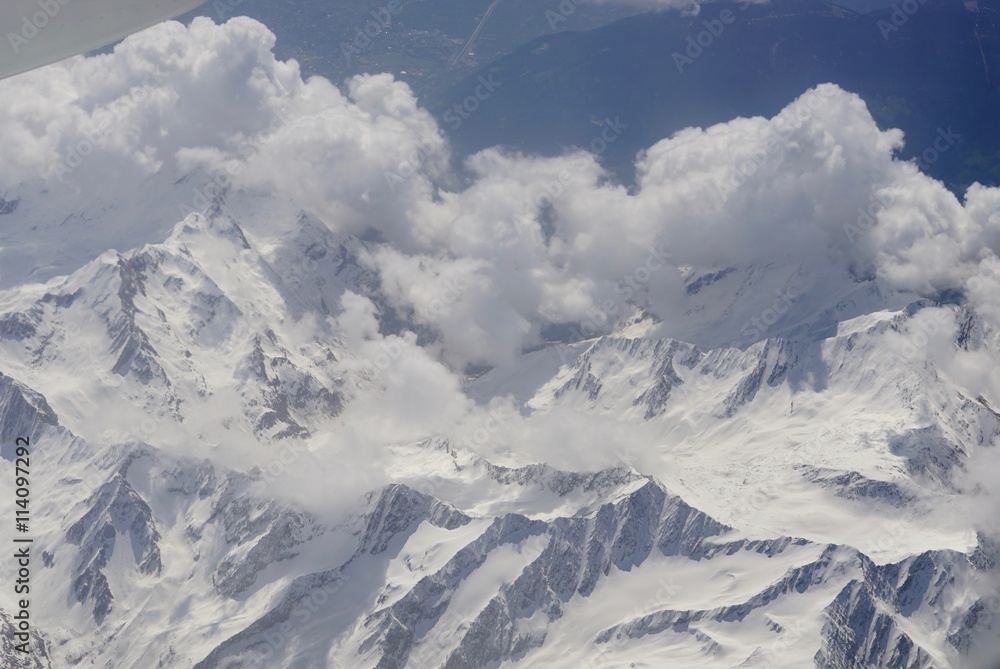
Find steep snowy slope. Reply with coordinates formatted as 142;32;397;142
0;189;997;668
1;13;1000;669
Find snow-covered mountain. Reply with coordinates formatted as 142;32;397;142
0;185;996;668
1;13;1000;669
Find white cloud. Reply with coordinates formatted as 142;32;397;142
4;15;1000;372
8;17;1000;606
7;21;1000;665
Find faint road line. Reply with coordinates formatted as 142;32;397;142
450;0;505;67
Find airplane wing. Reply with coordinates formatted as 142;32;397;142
0;0;208;80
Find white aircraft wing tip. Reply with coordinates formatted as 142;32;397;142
0;0;209;80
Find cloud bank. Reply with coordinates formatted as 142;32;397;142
2;15;1000;373
3;19;1000;618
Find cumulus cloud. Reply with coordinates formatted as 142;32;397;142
0;17;297;188
8;15;1000;597
0;17;447;235
5;14;1000;374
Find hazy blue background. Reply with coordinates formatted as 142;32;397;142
178;0;1000;191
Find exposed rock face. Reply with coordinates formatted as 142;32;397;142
0;194;19;216
235;331;343;440
0;607;51;669
66;470;162;623
798;467;917;507
0;194;998;669
815;551;976;669
207;473;325;599
0;373;58;458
